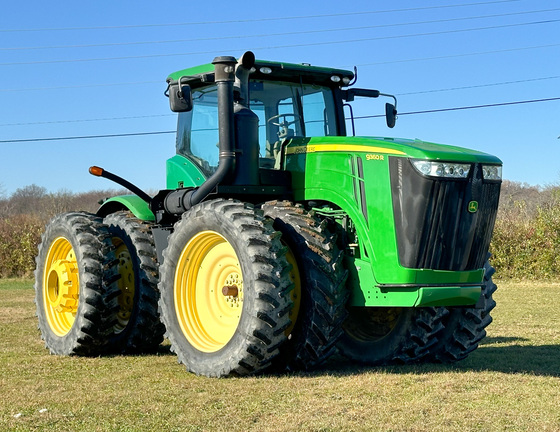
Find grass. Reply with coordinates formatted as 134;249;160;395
1;279;559;432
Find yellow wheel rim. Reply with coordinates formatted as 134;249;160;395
285;246;301;336
113;239;135;333
174;231;243;353
42;237;80;337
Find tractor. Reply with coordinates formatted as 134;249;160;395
34;51;501;377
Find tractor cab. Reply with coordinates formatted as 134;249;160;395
170;61;351;177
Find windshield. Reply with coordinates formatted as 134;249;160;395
176;80;338;174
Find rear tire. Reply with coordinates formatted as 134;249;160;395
104;212;165;353
337;306;444;365
427;260;497;362
261;201;348;371
34;212;119;356
158;199;293;377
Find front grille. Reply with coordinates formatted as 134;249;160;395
389;157;501;271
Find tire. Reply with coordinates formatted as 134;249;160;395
261;201;348;371
426;260;497;362
34;212;120;356
337;306;445;365
158;199;293;377
104;212;165;353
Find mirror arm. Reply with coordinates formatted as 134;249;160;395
379;92;397;110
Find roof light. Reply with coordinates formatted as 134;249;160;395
259;67;272;74
330;75;341;83
342;77;351;85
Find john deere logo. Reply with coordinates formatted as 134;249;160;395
468;201;479;213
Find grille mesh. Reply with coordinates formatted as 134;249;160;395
390;158;501;271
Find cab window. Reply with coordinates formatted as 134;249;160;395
176;80;338;173
176;85;219;176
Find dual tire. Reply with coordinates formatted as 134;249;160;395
158;199;294;377
34;212;120;355
35;211;164;356
337;261;497;365
426;260;497;362
261;201;348;370
103;212;165;353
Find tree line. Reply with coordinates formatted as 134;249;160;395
0;185;123;278
1;181;559;279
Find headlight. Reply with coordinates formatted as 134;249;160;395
482;165;502;181
411;160;471;179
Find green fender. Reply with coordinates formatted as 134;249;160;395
96;195;155;221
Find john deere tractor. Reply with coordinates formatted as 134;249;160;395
34;51;502;377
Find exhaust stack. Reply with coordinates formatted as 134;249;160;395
164;52;259;213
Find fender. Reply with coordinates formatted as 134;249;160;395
96;195;155;221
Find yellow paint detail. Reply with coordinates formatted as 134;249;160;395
285;144;406;156
284;246;301;336
113;239;135;333
43;237;80;337
174;231;243;353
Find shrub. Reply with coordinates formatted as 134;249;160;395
0;214;44;278
0;186;124;278
490;187;560;279
1;182;559;280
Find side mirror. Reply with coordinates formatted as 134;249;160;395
385;103;397;128
167;79;193;112
343;88;398;128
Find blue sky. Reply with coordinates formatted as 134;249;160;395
1;0;559;195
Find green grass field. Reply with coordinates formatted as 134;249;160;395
1;279;559;432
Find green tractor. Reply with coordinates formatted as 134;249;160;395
34;51;501;376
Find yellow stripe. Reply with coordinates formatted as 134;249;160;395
285;144;406;156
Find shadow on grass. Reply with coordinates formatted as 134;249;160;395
111;337;560;378
296;342;560;378
100;336;559;378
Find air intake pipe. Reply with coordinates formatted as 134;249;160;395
232;51;259;186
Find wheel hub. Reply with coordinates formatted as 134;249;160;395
222;273;242;306
46;259;79;314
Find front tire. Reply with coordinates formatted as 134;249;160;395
158;199;293;377
337;306;444;365
34;212;119;356
427;260;497;362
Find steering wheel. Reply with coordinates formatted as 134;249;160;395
267;113;302;127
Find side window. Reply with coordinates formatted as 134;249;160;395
176;85;219;175
302;89;336;136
